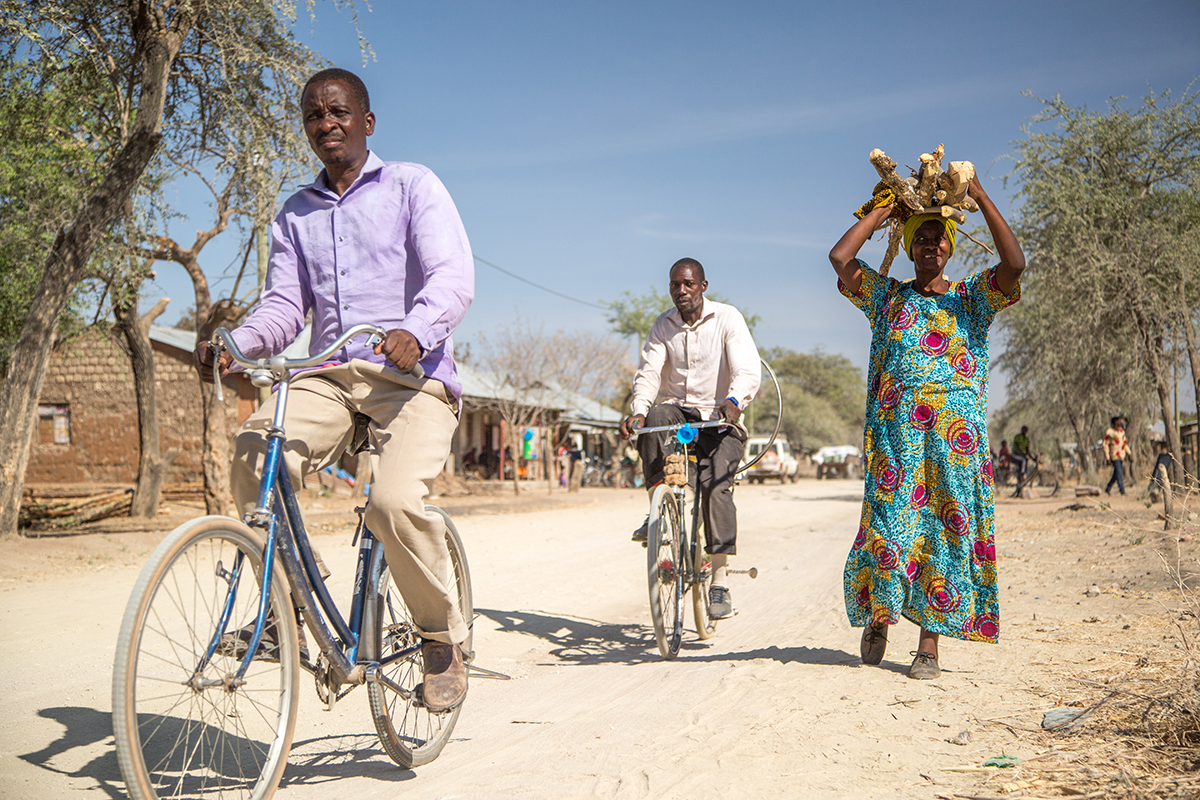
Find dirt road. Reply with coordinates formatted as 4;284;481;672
0;481;1192;799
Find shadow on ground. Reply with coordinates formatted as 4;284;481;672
21;706;424;796
478;608;858;668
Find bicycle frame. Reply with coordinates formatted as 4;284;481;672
632;420;724;586
198;324;417;692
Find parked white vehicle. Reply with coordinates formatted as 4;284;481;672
741;437;799;484
813;445;862;479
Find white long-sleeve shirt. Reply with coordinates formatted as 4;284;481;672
630;297;761;420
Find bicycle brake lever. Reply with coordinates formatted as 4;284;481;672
212;340;225;403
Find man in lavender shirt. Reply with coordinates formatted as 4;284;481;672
194;68;473;712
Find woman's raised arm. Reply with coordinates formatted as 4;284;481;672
828;205;893;294
968;174;1025;296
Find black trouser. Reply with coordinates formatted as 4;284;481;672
1106;458;1125;495
638;404;746;555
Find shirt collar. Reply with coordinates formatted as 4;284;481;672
669;296;713;328
305;150;386;197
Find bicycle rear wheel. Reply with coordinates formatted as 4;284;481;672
691;521;718;640
647;484;685;659
112;516;299;800
363;507;473;768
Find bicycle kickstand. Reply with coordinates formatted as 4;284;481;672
728;567;759;579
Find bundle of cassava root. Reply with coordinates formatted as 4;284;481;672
856;144;987;276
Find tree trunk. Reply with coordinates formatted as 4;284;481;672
199;380;233;515
1066;406;1094;482
0;3;198;535
115;296;171;517
508;422;522;496
0;132;164;535
1134;306;1184;486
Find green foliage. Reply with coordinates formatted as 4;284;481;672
755;347;866;451
995;85;1200;468
0;61;105;372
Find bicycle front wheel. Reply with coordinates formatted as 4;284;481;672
112;516;299;800
691;521;718;640
647;484;685;659
363;506;473;768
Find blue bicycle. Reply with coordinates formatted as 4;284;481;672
112;324;483;800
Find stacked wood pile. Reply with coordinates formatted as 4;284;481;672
19;483;205;533
860;144;990;276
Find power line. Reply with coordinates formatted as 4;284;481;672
473;254;606;310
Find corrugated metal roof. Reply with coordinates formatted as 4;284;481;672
149;325;197;353
147;323;622;426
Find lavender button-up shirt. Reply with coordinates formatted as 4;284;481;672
230;151;474;399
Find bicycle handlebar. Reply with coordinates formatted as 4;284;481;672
209;324;425;401
627;419;729;438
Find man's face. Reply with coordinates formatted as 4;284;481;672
301;80;375;170
669;264;707;318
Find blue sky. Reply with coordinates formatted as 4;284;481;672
153;0;1200;412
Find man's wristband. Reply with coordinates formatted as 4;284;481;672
726;397;739;408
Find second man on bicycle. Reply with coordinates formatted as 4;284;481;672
618;258;761;619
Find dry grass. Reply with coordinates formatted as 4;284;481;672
969;487;1200;799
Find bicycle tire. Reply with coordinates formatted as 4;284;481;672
647;484;685;659
691;520;718;641
363;506;473;768
112;516;299;800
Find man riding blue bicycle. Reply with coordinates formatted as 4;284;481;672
194;68;473;713
618;258;760;620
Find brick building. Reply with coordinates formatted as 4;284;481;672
25;325;250;487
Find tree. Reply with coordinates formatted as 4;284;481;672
0;60;105;375
996;86;1200;485
755;347;866;451
0;0;349;534
470;319;627;495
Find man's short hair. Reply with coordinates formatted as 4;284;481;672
302;68;370;114
671;257;705;282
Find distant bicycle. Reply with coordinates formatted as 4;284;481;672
1001;453;1060;497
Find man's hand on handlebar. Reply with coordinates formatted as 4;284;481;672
376;329;421;373
720;398;742;426
619;414;645;440
193;340;232;382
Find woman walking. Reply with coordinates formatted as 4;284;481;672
828;172;1025;679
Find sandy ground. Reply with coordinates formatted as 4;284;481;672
0;479;1196;799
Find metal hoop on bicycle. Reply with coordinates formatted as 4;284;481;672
734;357;783;477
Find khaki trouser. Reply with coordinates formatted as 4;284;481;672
231;360;467;645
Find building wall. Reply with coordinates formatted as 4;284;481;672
26;329;247;486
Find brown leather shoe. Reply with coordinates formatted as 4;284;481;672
860;623;887;665
421;641;467;713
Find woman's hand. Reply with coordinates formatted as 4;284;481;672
829;203;893;293
967;172;986;201
968;171;1025;295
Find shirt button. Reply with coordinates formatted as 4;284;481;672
343;304;349;310
340;270;346;276
338;236;344;242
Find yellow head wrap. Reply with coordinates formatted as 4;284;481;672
903;213;957;260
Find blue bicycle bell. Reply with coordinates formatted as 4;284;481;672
675;426;697;444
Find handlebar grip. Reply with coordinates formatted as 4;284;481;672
410;363;425;380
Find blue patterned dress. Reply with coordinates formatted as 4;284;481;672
838;260;1019;643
